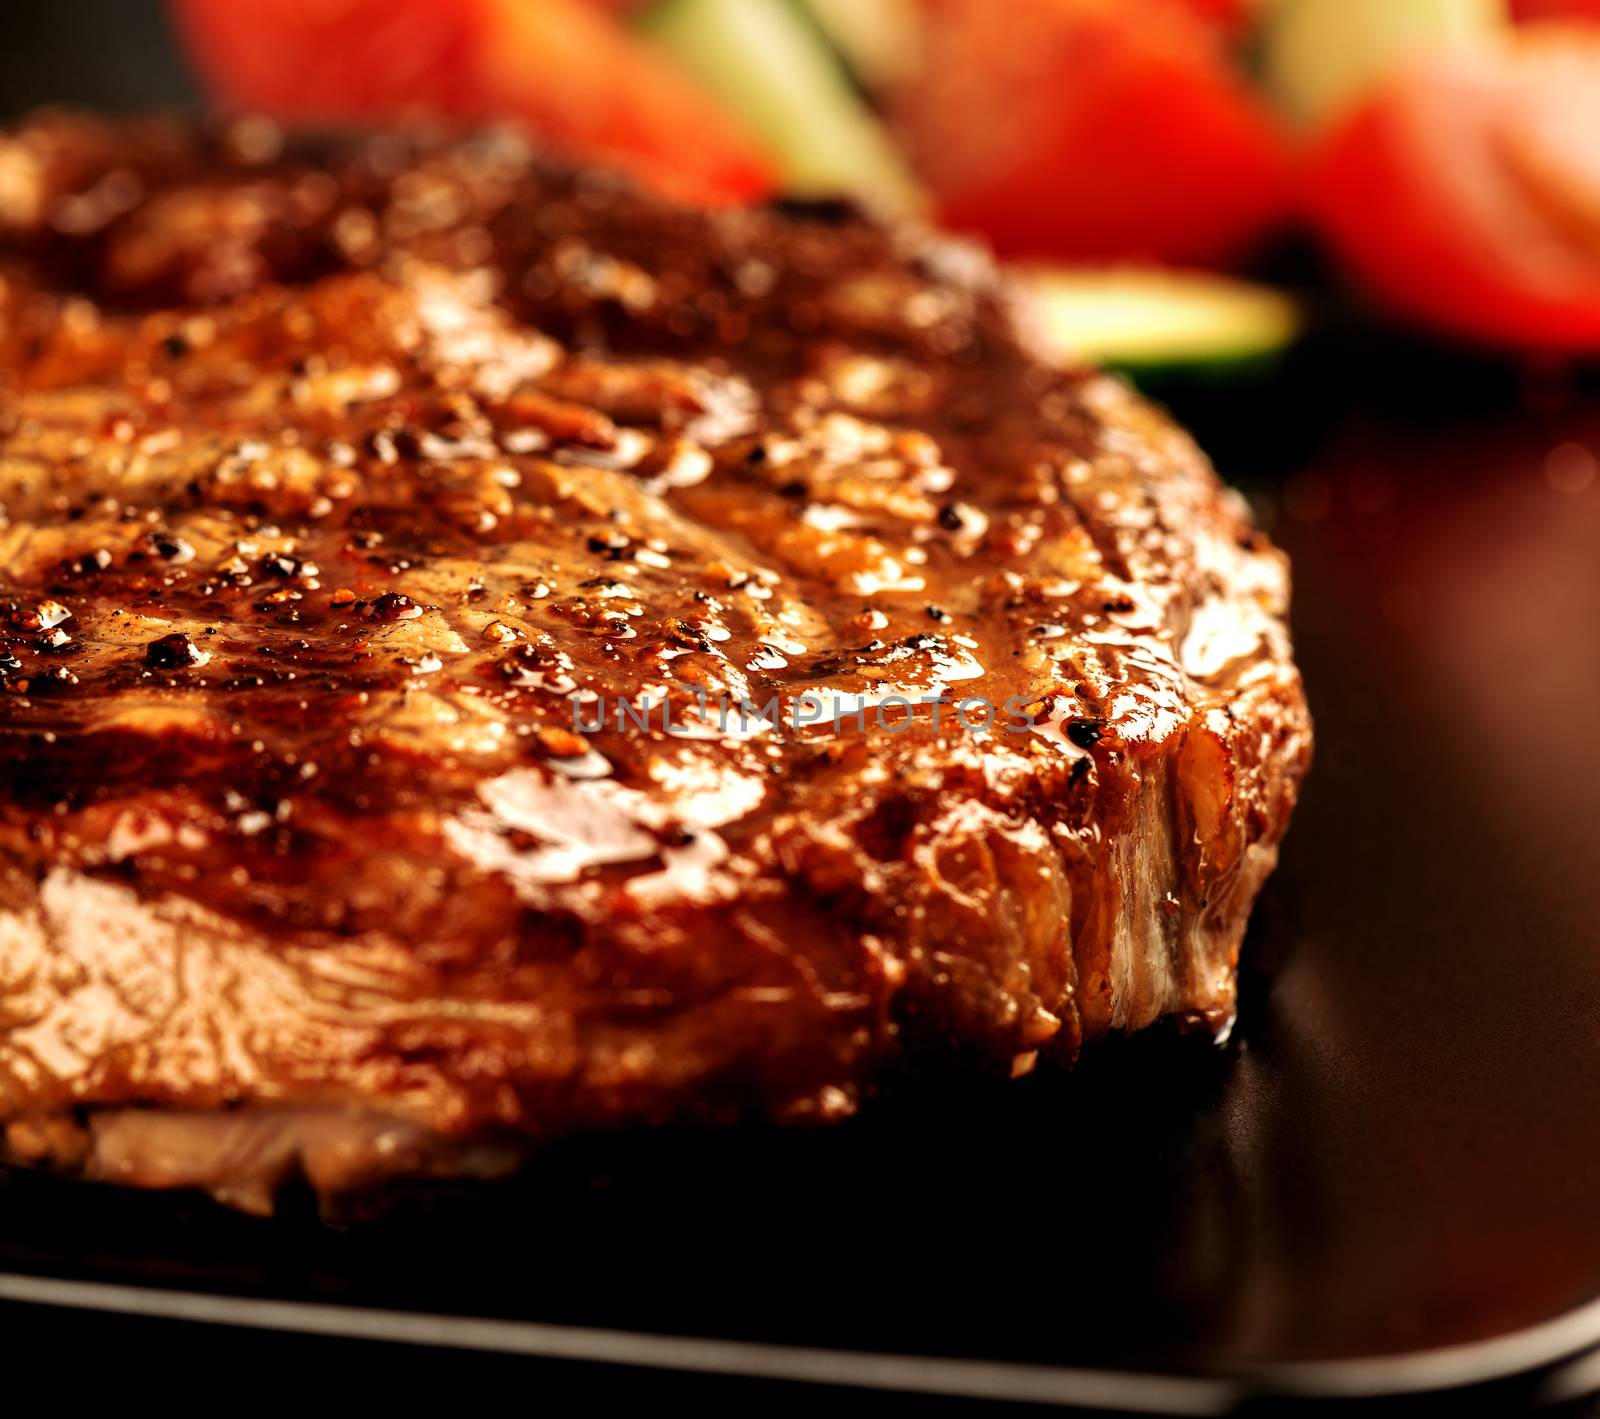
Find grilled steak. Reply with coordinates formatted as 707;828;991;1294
0;113;1311;1213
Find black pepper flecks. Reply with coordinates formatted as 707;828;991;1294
145;632;207;669
586;531;632;561
1065;718;1104;750
368;591;423;622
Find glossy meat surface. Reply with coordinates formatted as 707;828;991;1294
0;114;1311;1209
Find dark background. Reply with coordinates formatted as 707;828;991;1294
0;0;194;117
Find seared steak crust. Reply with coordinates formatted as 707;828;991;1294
0;114;1311;1209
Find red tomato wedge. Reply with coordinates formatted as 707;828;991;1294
1169;0;1257;38
1309;26;1600;350
169;0;776;205
1512;0;1600;20
894;0;1293;267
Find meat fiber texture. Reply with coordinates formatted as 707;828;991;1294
0;113;1311;1211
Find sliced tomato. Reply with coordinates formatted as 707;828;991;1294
1168;0;1259;38
916;0;1259;37
171;0;482;116
472;0;777;202
894;0;1293;267
169;0;776;205
1309;25;1600;350
1512;1;1600;20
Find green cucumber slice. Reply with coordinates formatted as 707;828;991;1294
640;0;924;216
1022;267;1304;379
1263;0;1508;129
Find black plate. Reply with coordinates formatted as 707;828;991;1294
4;342;1600;1414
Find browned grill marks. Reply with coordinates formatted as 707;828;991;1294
0;112;1311;1212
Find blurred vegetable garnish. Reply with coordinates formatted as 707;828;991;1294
890;0;1295;268
1510;0;1600;19
641;0;923;216
171;0;776;203
1022;268;1303;379
169;0;1600;355
1308;22;1600;349
1264;0;1505;130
